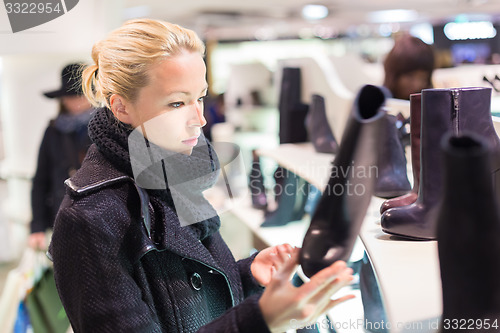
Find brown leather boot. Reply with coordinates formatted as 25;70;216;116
381;87;500;240
380;93;421;214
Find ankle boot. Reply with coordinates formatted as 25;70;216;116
380;93;421;214
374;113;411;198
437;133;500;328
279;67;309;144
299;84;385;277
306;94;338;154
381;87;500;240
261;170;310;227
249;150;268;210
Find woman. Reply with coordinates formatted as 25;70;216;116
48;19;354;332
29;63;93;250
383;33;435;100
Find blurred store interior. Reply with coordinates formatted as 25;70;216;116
1;0;500;329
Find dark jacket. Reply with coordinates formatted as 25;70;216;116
48;145;271;333
31;120;91;233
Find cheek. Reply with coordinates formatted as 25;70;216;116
141;111;185;147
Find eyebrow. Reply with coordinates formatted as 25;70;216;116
168;85;209;96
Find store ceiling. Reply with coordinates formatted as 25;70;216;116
124;0;500;40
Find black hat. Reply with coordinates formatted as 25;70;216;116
43;63;84;98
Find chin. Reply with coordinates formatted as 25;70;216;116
179;147;194;155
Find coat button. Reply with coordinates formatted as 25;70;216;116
190;273;202;291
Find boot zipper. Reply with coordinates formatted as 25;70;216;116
452;89;460;134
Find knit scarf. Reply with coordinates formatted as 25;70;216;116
88;108;221;240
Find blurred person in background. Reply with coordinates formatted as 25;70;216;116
383;33;435;100
28;63;93;250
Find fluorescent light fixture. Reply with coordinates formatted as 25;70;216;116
124;5;152;20
368;9;418;23
302;4;329;20
410;23;434;44
444;21;497;40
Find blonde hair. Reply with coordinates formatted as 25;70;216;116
82;19;205;108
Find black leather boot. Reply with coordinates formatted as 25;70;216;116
249;150;268;210
261;170;310;227
380;93;421;213
437;132;500;329
299;84;385;277
374;113;411;198
278;67;309;144
305;94;338;154
381;87;500;240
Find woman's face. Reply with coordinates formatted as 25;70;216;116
61;95;91;115
395;69;430;100
126;50;208;155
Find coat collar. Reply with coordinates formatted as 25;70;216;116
65;145;226;272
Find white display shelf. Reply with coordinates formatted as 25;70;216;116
232;142;442;333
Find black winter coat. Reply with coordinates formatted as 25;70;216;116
48;145;271;333
31;121;91;233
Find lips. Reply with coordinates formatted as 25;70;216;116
182;135;200;147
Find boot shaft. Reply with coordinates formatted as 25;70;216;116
306;94;338;154
437;132;500;322
314;85;385;234
419;87;494;204
300;85;385;277
409;93;421;190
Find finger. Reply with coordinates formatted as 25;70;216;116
307;293;356;322
321;294;356;314
278;243;294;255
271;248;299;283
275;244;293;264
298;261;348;296
307;269;354;308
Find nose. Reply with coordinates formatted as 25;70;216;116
189;102;207;128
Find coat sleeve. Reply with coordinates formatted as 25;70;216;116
197;294;271;333
237;252;265;298
31;126;54;233
49;200;161;333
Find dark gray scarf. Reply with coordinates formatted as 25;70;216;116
88;107;221;240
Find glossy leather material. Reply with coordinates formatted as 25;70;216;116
374;113;411;198
437;133;500;325
381;87;500;240
279;67;309;144
306;94;338;154
300;85;385;277
380;94;421;213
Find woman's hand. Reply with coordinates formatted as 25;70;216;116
251;243;294;287
28;232;47;250
258;247;354;332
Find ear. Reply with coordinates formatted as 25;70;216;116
110;94;135;125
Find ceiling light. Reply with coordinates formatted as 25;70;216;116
410;23;434;44
368;9;418;23
302;4;329;21
444;21;497;40
123;6;151;20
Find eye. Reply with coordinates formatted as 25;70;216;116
197;95;207;103
169;101;184;108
